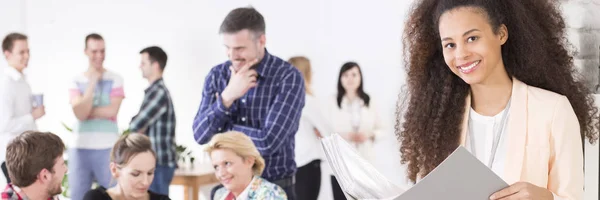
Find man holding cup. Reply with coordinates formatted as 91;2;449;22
31;94;44;108
0;33;45;184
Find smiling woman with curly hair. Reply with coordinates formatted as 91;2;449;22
397;0;599;199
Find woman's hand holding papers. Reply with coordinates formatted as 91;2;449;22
490;182;554;200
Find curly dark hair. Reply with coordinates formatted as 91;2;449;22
398;0;600;183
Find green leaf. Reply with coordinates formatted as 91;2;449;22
121;128;131;135
61;160;70;197
61;122;73;132
176;145;186;153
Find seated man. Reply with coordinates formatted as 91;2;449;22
1;131;67;200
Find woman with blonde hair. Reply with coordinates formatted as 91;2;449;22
206;131;287;200
288;56;330;200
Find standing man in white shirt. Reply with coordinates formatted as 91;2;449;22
0;33;46;184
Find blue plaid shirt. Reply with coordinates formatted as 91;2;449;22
130;78;177;168
193;50;305;181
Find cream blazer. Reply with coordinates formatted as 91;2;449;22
459;78;584;200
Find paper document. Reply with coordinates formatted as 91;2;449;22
321;134;405;199
393;146;508;200
321;134;509;200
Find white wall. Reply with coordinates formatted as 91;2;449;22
562;0;600;91
585;95;600;200
0;1;26;41
562;0;600;199
0;1;26;73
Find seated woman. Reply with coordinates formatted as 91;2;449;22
83;133;170;200
206;131;287;200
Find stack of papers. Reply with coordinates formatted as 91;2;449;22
321;134;509;200
321;134;403;199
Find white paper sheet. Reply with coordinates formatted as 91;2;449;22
322;134;509;200
321;134;405;199
394;147;508;200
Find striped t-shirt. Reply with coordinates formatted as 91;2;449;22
69;70;125;149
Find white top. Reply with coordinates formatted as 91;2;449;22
466;106;562;200
237;176;253;200
294;95;331;167
0;67;37;162
465;106;510;178
327;96;384;164
349;98;362;131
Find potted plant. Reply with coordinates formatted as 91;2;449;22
176;144;196;169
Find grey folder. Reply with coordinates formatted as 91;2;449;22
393;147;509;200
322;134;509;200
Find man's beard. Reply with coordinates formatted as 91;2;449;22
47;181;62;197
233;59;259;70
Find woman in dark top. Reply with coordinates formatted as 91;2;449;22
83;133;170;200
84;186;169;200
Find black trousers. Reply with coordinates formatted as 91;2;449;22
1;161;10;184
331;175;347;200
295;160;321;200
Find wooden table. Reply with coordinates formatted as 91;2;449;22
171;164;219;200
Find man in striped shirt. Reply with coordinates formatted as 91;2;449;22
68;34;125;200
129;46;176;196
193;7;305;200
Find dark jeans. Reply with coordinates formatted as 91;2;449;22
1;162;10;183
149;164;175;195
331;176;347;200
295;160;321;200
210;176;297;200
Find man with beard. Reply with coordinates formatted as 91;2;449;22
1;131;67;200
192;7;305;200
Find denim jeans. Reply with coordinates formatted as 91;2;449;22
149;164;176;195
